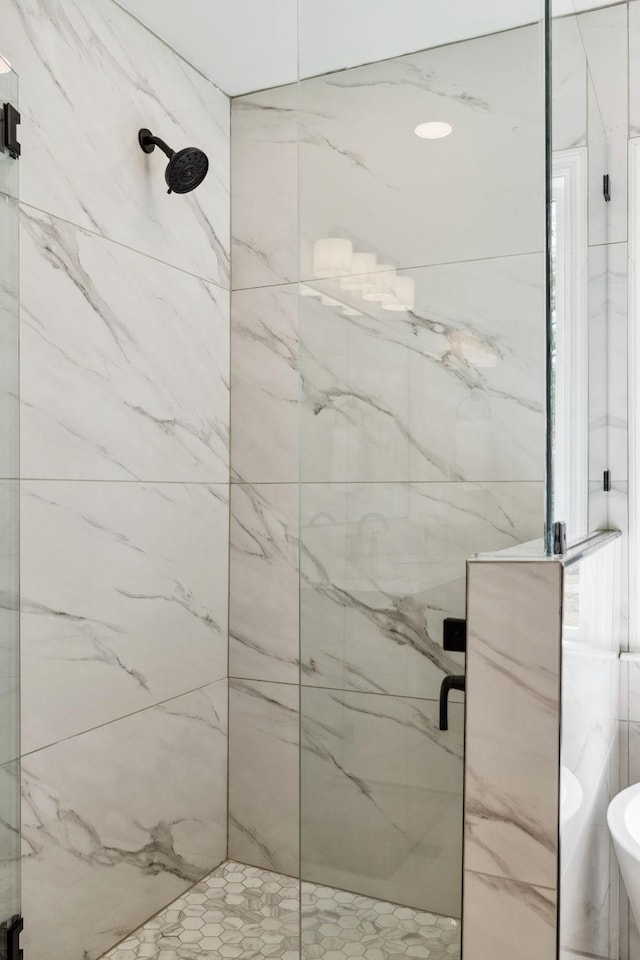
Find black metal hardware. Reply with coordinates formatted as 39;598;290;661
603;174;611;202
439;675;465;731
604;469;611;492
138;128;173;159
5;915;23;960
443;617;467;653
2;103;20;159
553;520;567;556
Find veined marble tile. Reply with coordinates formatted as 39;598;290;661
231;284;298;484
582;5;628;245
300;255;545;484
462;872;556;960
465;561;561;889
300;481;542;699
560;740;619;960
299;24;544;279
21;680;228;960
580;4;628;143
560;541;621;959
2;0;230;284
229;679;299;877
20;208;230;482
230;484;299;685
552;15;588;151
300;688;463;917
231;86;298;290
21;481;229;754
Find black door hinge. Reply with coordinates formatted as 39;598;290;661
603;174;611;202
5;915;23;960
604;469;611;492
1;103;20;159
443;617;467;653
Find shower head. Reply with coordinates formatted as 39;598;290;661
138;128;209;195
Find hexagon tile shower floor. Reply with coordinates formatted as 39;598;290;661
101;860;461;960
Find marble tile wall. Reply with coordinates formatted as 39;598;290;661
229;19;546;917
463;556;562;960
559;539;621;960
464;539;621;960
1;0;231;957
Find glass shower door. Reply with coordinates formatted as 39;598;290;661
0;59;21;957
297;3;548;956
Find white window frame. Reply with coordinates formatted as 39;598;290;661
628;139;640;648
552;147;589;544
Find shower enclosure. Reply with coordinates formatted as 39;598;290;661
227;1;550;957
295;3;548;946
4;0;606;955
0;58;21;954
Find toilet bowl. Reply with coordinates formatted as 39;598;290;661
608;782;640;927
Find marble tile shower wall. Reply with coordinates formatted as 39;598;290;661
1;1;231;958
229;23;546;916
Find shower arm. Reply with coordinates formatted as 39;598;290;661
138;129;174;159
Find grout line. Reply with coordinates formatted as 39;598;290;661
20;677;228;758
231;248;548;294
233;18;544;98
110;0;230;98
96;857;228;959
18;200;232;293
14;478;544;485
228;675;462;706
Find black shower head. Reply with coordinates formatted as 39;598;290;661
138;128;209;195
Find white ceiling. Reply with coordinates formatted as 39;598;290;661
116;0;624;97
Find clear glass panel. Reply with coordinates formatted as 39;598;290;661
0;61;21;936
298;4;547;955
550;0;627;543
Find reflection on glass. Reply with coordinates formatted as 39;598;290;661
298;10;546;953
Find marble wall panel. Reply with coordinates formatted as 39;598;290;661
21;480;229;754
228;679;299;877
231;284;298;483
462;872;556;960
21;680;228;960
465;560;561;889
1;0;230;285
552;14;588;151
300;255;545;484
230;483;299;684
20;208;230;482
298;24;545;279
300;687;464;917
300;481;542;699
582;3;628;246
231;85;298;290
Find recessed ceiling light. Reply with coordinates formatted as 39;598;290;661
415;121;452;140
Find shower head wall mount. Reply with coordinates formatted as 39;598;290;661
138;128;209;195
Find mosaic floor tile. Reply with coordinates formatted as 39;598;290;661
101;860;461;959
